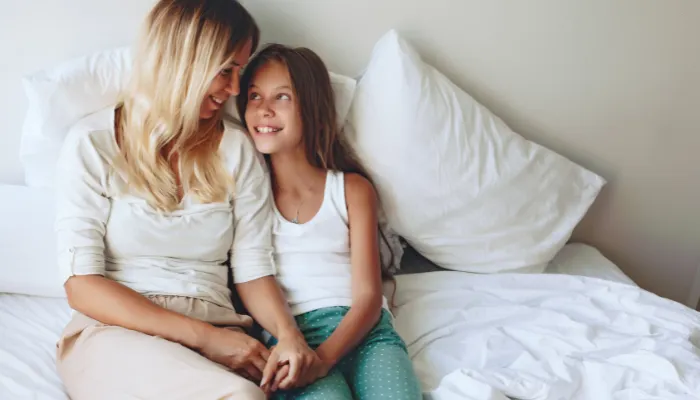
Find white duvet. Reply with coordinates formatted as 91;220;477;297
2;271;700;399
391;272;700;400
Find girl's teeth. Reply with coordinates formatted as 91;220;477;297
257;127;280;133
211;96;223;104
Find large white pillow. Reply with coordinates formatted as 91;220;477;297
346;30;606;274
20;48;133;189
0;184;65;297
20;46;357;188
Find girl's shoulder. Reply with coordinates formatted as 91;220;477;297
343;173;378;211
343;172;374;192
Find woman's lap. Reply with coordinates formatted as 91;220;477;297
57;322;264;400
56;297;264;400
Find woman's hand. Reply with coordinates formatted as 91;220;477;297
260;333;321;392
263;352;332;394
199;326;271;382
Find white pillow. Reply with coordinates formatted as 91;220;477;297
345;30;606;274
20;46;357;188
0;184;65;297
21;48;133;189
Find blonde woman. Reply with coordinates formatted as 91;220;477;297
54;1;320;398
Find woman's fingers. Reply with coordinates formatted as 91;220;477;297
260;351;279;389
250;354;267;376
258;345;271;361
244;364;262;382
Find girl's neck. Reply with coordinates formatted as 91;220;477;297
269;148;326;192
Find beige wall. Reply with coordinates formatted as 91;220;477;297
1;0;698;305
240;0;700;305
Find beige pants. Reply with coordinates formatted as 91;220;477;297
56;295;266;400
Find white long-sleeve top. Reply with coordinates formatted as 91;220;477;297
54;107;275;309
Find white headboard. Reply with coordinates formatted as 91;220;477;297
2;0;698;306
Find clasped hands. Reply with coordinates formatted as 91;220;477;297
197;326;330;395
259;333;331;395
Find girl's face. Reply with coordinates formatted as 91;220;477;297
200;39;252;120
244;61;303;155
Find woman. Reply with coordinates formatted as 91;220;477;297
54;1;319;398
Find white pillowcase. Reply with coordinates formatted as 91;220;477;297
0;184;65;297
21;48;133;189
20;46;357;188
346;30;606;274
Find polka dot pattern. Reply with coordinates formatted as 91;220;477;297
267;307;422;400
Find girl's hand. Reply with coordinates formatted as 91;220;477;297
260;333;320;391
199;327;270;382
265;363;289;395
303;356;332;385
266;356;331;394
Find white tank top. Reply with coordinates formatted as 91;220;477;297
272;170;389;316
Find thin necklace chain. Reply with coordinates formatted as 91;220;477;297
291;199;305;224
274;180;316;225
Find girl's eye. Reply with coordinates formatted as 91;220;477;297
220;68;233;76
277;93;291;100
249;93;261;100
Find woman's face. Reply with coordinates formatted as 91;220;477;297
244;61;304;155
200;39;253;120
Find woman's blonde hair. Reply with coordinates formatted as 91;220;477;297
115;0;259;211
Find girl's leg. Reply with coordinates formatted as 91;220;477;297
266;307;354;400
271;369;352;400
342;310;423;400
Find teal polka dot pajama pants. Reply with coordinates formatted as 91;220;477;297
267;307;422;399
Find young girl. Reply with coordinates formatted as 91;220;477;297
237;44;422;399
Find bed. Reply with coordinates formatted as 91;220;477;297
3;5;700;399
3;243;698;400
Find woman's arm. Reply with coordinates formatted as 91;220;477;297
314;173;385;367
65;275;211;349
65;275;271;380
228;171;300;339
56;125;270;378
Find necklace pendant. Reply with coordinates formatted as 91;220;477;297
291;217;299;224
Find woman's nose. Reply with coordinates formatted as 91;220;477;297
226;73;240;96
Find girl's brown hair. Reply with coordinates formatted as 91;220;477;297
236;44;398;301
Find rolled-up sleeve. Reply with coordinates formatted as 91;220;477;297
54;128;111;284
228;128;276;283
230;171;276;283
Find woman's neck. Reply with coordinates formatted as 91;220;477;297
269;148;325;192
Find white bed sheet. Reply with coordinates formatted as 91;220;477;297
1;245;695;400
392;272;700;399
0;294;70;400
